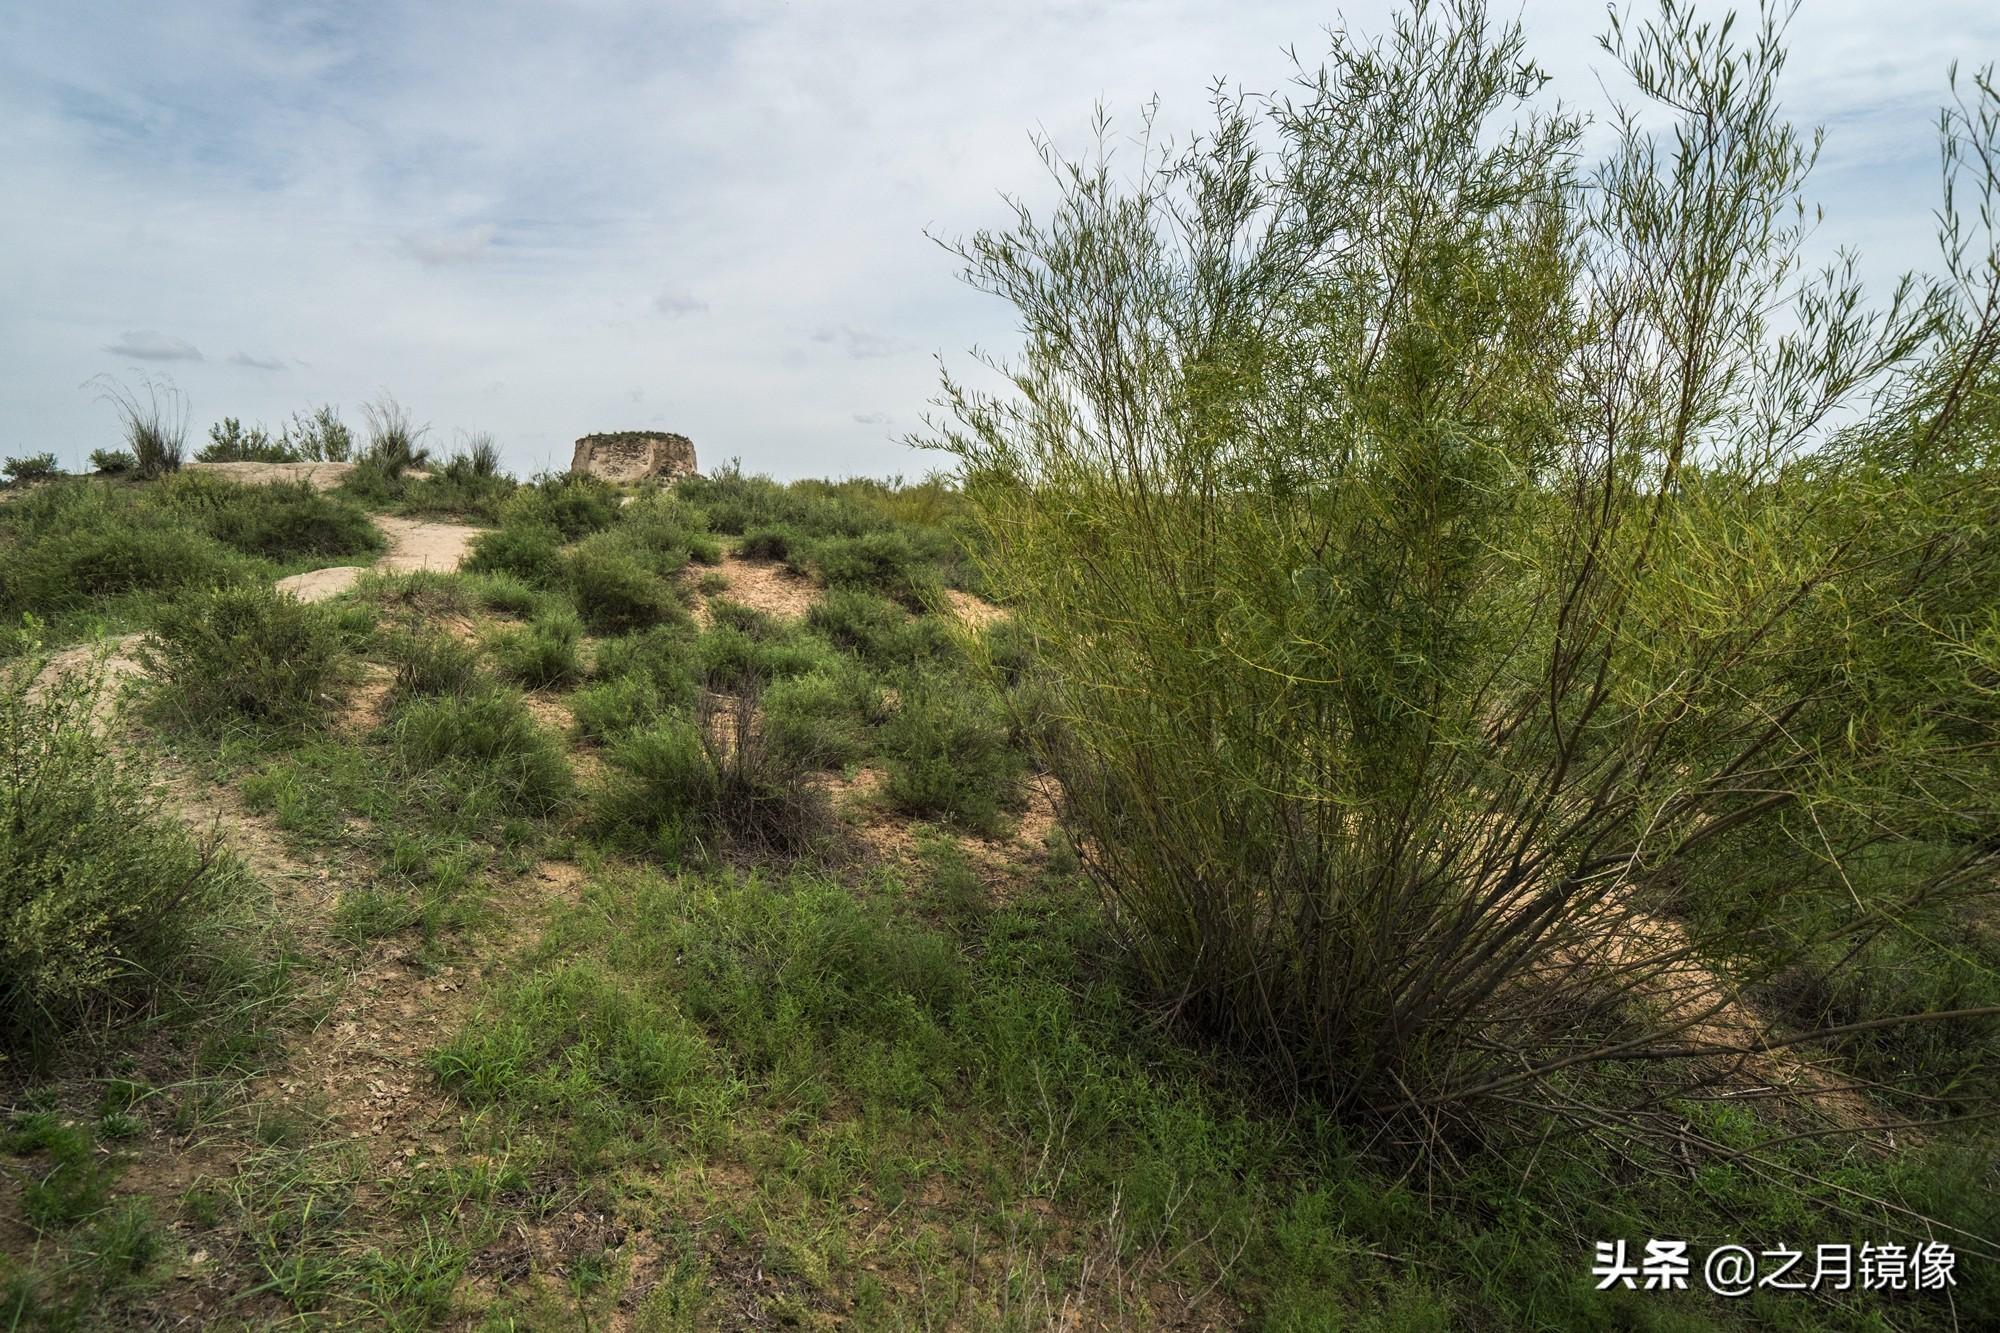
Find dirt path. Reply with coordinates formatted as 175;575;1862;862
275;514;483;603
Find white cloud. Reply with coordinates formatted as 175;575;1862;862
229;351;287;370
812;324;907;360
102;329;203;361
852;410;893;426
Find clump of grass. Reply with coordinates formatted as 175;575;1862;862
501;472;620;540
198;417;297;463
879;671;1022;834
2;660;241;1058
764;660;884;769
569;673;670;743
464;523;565;587
490;607;584;689
383;625;482;700
566;538;680;633
142;583;347;732
88;374;188;478
594;691;827;856
806;587;954;668
805;530;938;608
279;404;353;461
152;472;382;561
359;393;431;476
391;686;571;815
88;448;136;475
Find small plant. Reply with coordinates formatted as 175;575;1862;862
89;448;136;475
198;417;298;463
567;540;680;633
880;671;1023;834
141;583;346;731
2;453;61;487
490;607;584;689
465;524;565;587
764;662;883;769
280;404;353;462
2;660;238;1056
88;374;188;478
359;393;431;476
391;686;570;815
501;472;619;540
384;626;482;699
737;525;796;561
446;432;502;479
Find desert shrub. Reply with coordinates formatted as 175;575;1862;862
591;626;699;702
616;492;717;569
879;672;1022;834
566;540;679;633
2;453;61;487
280;405;353;462
359;394;431;475
89;449;136;475
1;660;239;1056
806;587;954;668
737;525;797;561
89;375;187;477
152;473;382;561
390;686;570;815
490;607;583;689
764;661;883;769
804;530;938;608
383;626;482;700
464;572;544;617
594;692;826;856
464;522;565;587
198;417;296;463
569;673;669;743
141;584;346;730
931;2;2000;1135
502;473;619;540
3;517;255;614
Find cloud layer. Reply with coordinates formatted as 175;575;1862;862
3;1;1993;477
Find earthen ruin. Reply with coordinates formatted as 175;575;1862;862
569;431;698;483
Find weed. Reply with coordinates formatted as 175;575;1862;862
142;583;346;731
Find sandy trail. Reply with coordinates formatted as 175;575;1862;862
275;515;482;604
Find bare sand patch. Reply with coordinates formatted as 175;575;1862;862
690;554;819;623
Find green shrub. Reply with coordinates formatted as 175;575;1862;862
595;694;827;855
391;687;570;815
142;584;346;731
880;672;1022;834
198;417;297;463
590;626;699;705
383;626;481;700
401;434;516;521
932;1;2000;1131
764;662;883;769
569;673;670;743
1;660;240;1056
153;473;382;561
276;404;353;461
490;607;583;689
3;520;253;613
806;587;954;668
464;522;565;587
2;453;61;487
502;473;619;540
566;541;679;633
89;449;136;475
737;525;797;561
804;531;938;608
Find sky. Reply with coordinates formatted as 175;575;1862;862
2;2;1995;481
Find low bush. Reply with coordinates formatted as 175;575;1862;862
463;572;544;617
1;660;240;1057
806;587;954;668
198;418;296;463
360;394;431;476
2;453;61;487
879;671;1023;834
808;530;938;608
400;434;516;522
594;692;827;856
383;626;482;700
501;473;619;541
490;607;583;689
763;661;884;769
153;474;382;562
464;523;565;587
590;626;699;703
279;405;353;462
566;540;680;633
569;673;670;743
141;584;347;731
390;686;570;815
737;525;797;561
89;449;136;475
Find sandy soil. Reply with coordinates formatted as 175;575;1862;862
186;461;435;491
275;516;483;604
690;554;820;623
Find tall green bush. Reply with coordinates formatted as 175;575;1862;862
932;2;2000;1131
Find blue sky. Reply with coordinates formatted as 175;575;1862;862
2;1;1994;479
